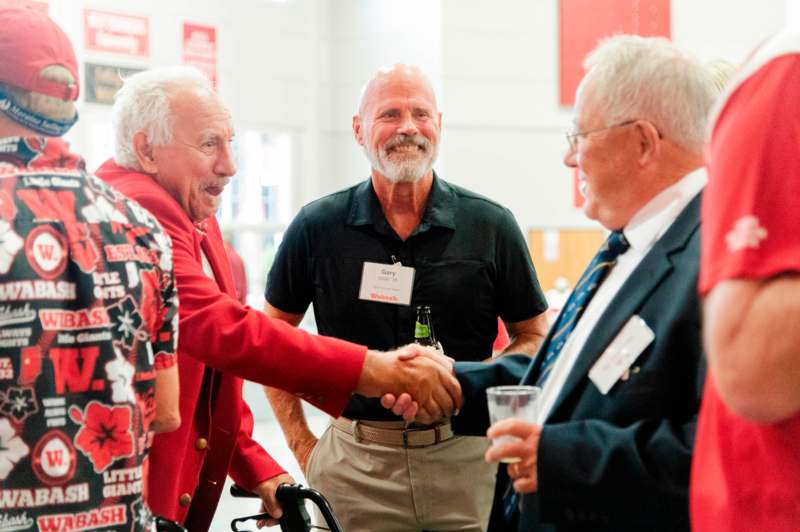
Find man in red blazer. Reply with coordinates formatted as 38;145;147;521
95;66;462;530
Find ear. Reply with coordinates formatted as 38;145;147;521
133;131;159;174
436;111;443;130
635;120;660;166
352;115;365;146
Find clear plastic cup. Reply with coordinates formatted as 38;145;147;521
486;385;541;463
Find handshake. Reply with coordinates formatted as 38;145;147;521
356;345;463;424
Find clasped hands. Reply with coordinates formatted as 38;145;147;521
357;344;462;424
363;346;542;494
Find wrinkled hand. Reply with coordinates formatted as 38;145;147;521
485;419;542;494
358;345;462;424
254;473;295;528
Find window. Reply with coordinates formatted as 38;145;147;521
219;130;293;306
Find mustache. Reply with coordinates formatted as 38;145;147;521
383;134;429;152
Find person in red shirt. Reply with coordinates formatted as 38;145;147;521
95;65;462;530
692;32;800;531
0;6;179;530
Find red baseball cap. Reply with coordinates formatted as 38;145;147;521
0;5;79;101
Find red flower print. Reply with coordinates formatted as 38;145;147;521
69;401;134;473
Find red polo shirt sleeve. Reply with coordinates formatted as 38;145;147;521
700;53;800;294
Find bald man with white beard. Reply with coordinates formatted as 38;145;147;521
263;64;549;532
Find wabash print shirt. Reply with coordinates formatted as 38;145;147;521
0;137;178;531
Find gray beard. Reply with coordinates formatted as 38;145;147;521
364;144;438;183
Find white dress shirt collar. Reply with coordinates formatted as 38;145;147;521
536;167;706;423
622;167;707;252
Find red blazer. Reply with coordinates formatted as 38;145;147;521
97;160;366;529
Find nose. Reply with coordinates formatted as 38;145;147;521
563;144;577;168
215;140;237;177
397;111;419;136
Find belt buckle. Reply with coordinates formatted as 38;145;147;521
401;424;441;449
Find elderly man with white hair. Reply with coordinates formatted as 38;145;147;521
387;35;721;532
95;66;463;531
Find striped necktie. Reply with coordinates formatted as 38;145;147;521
502;230;629;523
536;230;630;386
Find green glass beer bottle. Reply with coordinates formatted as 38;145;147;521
414;305;443;352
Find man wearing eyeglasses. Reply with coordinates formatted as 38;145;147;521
387;35;722;531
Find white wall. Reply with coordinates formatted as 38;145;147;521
51;0;326;212
435;0;787;231
320;0;444;195
791;0;800;29
50;0;788;229
440;0;575;229
315;0;787;231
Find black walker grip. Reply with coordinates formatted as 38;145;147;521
229;483;343;532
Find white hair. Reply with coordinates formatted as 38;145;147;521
582;35;719;154
111;66;211;171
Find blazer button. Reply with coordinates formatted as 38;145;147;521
179;493;192;506
195;437;208;450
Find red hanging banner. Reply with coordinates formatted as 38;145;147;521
183;23;218;88
559;0;670;106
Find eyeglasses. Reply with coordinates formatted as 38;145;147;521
565;120;637;152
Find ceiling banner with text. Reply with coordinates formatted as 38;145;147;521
84;9;150;58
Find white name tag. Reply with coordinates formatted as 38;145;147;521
589;315;655;395
358;261;415;306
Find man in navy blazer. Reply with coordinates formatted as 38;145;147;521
386;35;723;532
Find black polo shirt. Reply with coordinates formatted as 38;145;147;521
266;174;547;420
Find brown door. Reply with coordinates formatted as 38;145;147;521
527;228;605;291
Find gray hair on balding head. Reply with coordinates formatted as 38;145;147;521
581;35;718;154
112;65;211;171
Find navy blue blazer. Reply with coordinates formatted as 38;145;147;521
453;193;705;532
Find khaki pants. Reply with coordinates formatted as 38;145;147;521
305;422;497;532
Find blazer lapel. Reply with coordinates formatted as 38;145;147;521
545;193;702;421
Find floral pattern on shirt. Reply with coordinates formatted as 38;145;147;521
0;137;178;531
